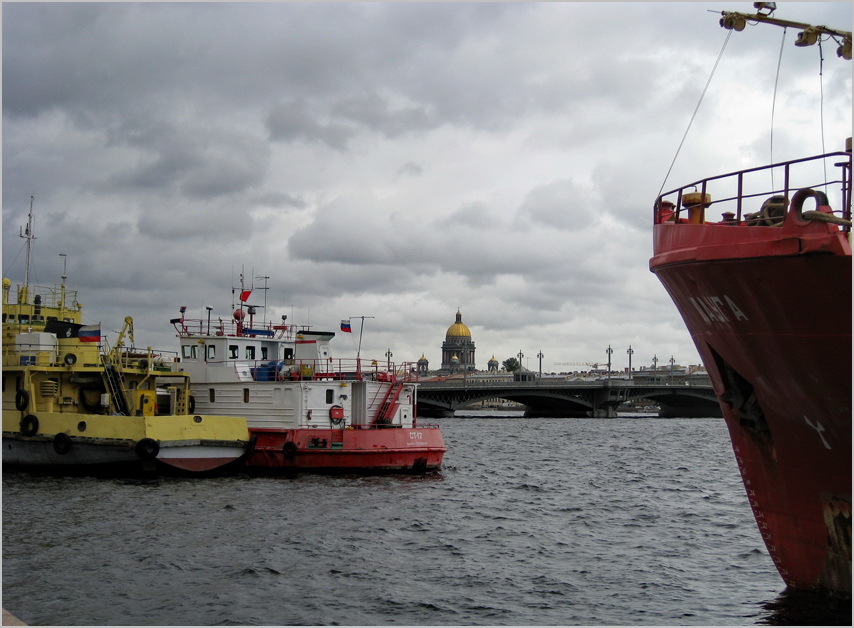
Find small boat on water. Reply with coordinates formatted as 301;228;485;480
2;205;250;474
171;278;446;473
650;8;851;595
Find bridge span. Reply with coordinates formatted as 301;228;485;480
416;378;722;418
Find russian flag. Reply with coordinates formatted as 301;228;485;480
340;320;352;333
78;324;101;343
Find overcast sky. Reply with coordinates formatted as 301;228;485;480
3;2;851;373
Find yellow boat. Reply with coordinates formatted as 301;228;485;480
2;206;249;474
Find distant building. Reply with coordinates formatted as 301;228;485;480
440;309;476;373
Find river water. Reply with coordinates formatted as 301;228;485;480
2;415;850;626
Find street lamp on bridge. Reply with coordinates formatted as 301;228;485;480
606;345;613;381
627;345;634;380
537;350;544;379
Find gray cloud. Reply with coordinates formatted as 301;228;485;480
4;1;850;369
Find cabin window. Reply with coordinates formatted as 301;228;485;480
229;345;238;359
243;388;250;403
207;345;216;360
246;346;255;360
326;389;334;404
182;345;197;360
209;388;216;403
261;347;268;360
283;348;294;360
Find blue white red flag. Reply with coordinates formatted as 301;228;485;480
78;324;101;342
340;320;352;333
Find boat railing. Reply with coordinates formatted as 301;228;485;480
655;149;852;231
110;346;182;373
226;357;421;383
171;316;295;339
2;282;81;310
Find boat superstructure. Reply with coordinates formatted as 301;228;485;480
2;207;250;474
650;8;851;595
171;294;446;473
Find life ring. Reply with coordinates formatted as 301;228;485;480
53;432;72;455
64;353;77;366
282;441;298;461
188;395;196;414
20;414;39;437
329;405;345;425
15;389;29;412
135;438;160;460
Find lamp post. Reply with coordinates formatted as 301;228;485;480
518;350;524;372
669;355;675;382
385;348;393;370
206;306;213;335
652;354;658;372
627;345;634;380
537;350;544;380
606;345;613;380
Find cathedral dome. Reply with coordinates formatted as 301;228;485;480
446;310;471;338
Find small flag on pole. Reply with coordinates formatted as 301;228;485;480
78;324;101;343
340;320;352;333
239;290;252;302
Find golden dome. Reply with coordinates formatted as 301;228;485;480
446;310;471;338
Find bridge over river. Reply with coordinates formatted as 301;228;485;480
416;378;722;418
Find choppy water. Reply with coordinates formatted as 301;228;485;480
3;416;850;626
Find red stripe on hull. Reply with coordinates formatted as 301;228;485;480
245;427;446;472
652;220;851;595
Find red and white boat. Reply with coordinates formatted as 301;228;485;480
650;9;851;595
171;283;446;473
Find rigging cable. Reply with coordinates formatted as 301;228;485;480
769;27;787;189
657;29;733;201
818;37;828;190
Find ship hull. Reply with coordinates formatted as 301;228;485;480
1;411;249;474
651;220;852;594
2;435;247;474
245;426;446;473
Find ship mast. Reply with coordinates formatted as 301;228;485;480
720;3;851;59
18;195;36;289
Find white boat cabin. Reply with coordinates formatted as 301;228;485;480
173;317;418;432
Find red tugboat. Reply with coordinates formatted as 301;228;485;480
171;279;445;473
650;9;851;595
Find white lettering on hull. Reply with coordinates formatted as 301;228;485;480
688;295;749;326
